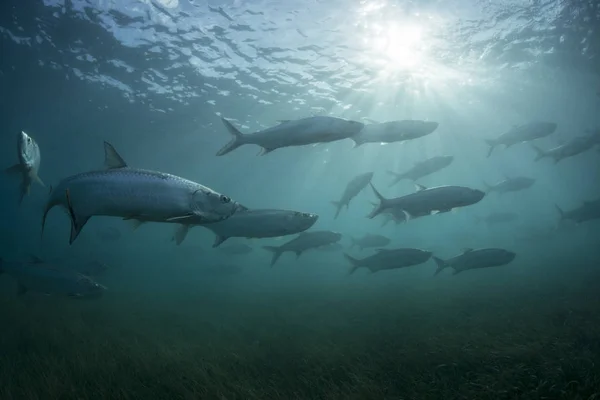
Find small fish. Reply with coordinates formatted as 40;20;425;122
262;230;342;266
172;209;318;246
485;122;557;157
331;172;373;219
350;234;391;250
351;120;439;147
0;256;106;298
4;131;45;204
555;199;600;224
530;135;597;164
433;248;516;275
216;116;365;156
219;244;253;255
368;183;485;220
42;141;246;245
387;155;454;187
483;177;535;195
344;248;432;275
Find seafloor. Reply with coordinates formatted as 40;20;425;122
1;246;599;400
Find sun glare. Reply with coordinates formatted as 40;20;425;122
371;23;425;70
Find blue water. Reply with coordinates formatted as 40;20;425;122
1;1;600;398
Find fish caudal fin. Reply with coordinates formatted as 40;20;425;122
367;183;390;219
173;224;191;245
262;246;282;267
330;201;343;219
217;118;247;156
530;144;547;162
485;139;497;157
343;253;362;275
432;256;449;276
65;189;90;245
212;235;229;247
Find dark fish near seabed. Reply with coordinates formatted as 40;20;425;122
217;116;365;156
219;244;253;255
485;121;557;157
262;230;342;266
42;142;246;245
331;172;374;219
350;120;439;147
387;155;454;187
172;209;318;246
433;248;516;275
350;234;391;250
555;199;600;224
368;183;485;220
4;131;45;204
530;134;597;163
344;248;433;275
0;256;106;298
475;212;518;226
483;177;535;195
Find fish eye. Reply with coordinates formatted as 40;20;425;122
27;137;31;144
220;195;230;203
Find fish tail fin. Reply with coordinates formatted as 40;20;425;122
530;144;547;162
330;201;343;219
262;246;282;267
554;204;565;221
343;253;361;275
5;164;31;204
433;256;448;276
18;176;32;205
65;188;90;245
485;139;496;157
217;118;247;156
367;183;389;219
32;172;45;187
173;224;191;246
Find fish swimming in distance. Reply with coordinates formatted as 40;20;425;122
216;116;365;156
387;155;454;187
368;183;485;220
433;248;516;276
0;256;106;298
172;209;318;246
483;177;535;195
42;141;246;245
4;131;45;204
530;135;597;164
331;172;373;219
262;230;342;266
344;248;433;275
555;199;600;224
350;234;391;250
485;121;557;157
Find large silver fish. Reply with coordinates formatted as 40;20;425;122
217;116;365;156
42;142;246;245
172;209;319;246
351;120;439;147
0;256;106;298
387;155;454;187
4;131;45;203
344;248;433;275
262;230;342;266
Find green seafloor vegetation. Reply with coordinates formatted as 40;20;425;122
1;247;599;400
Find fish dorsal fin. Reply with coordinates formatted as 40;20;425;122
103;141;128;169
415;184;427;192
461;248;473;254
29;255;44;264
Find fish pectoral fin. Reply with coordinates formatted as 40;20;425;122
173;224;191;246
65;189;90;245
5;164;24;174
68;292;84;298
31;173;45;187
123;218;146;231
258;147;275;156
103;142;128;169
17;283;28;296
295;251;303;259
414;184;427;192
